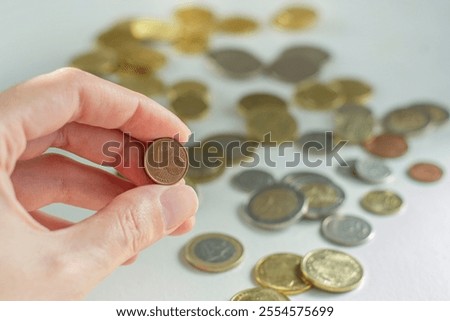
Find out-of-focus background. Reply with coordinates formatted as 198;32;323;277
1;0;450;300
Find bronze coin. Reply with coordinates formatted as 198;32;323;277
363;134;408;158
144;137;188;185
408;162;443;183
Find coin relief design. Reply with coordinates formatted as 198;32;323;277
361;190;403;215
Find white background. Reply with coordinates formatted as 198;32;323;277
1;0;450;300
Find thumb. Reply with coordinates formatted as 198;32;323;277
66;184;198;276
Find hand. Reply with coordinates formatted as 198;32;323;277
0;68;198;300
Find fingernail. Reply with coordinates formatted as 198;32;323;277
160;185;198;231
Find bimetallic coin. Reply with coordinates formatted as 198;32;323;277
70;50;118;76
383;107;431;136
334;105;374;144
321;215;374;246
272;6;318;31
408;162;444;183
294;82;345;111
216;16;259;34
329;78;373;105
118;74;165;97
245;184;308;230
186;146;225;184
184;233;243;272
278;45;330;66
167;80;208;102
231;288;290;301
408;102;449;126
170;94;209;121
300;249;364;293
231;169;275;193
254;253;312;295
246;109;298;144
208;48;263;79
361;190;403;215
144;138;188;185
354;158;393;184
268;54;319;83
238;93;288;116
363;134;408;158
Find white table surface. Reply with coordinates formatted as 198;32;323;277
1;0;450;300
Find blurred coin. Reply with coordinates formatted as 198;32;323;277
174;6;216;31
268;54;319;83
300;249;364;293
354;158;393;184
97;20;139;51
144;138;188;185
336;159;359;180
298;182;345;220
170;94;209;121
272;6;318;31
130;19;179;41
231;287;290;301
238;92;288;116
173;30;209;54
231;169;275;193
70;50;118;76
361;190;403;215
282;171;332;187
167;80;209;101
334;104;374;144
184;233;243;272
208;48;263;78
408;102;449;126
254;253;312;295
296;131;328;154
216;16;258;34
118;74;165;97
329;78;373;105
116;46;167;75
279;45;330;66
383;107;430;136
408;162;443;183
363;134;408;158
186;146;225;184
245;184;307;230
246;109;298;143
321;215;374;246
294;82;344;111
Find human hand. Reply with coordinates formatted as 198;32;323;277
0;68;198;300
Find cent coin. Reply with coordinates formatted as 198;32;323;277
408;162;443;183
360;190;404;215
363;134;408;158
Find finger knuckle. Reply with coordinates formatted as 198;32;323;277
117;205;153;255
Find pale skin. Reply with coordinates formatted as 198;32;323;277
0;68;199;300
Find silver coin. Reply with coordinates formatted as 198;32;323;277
321;214;374;246
281;171;332;187
296;131;329;155
382;107;431;136
208;48;263;79
354;158;393;184
279;45;330;66
231;169;275;193
267;53;320;83
245;183;308;230
194;237;236;264
407;102;449;126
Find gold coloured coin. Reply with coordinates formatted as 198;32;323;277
170;94;209;121
173;30;209;54
254;253;312;295
329;78;373;105
186;146;225;184
96;20;139;51
118;74;165;97
130;19;179;41
361;190;404;215
294;82;344;111
184;233;243;272
383;107;431;136
216;16;258;34
408;102;449;126
70;50;118;76
246;109;298;143
334;104;375;144
272;6;317;31
116;46;167;75
238;93;288;116
231;288;290;301
167;80;209;102
174;6;216;31
301;249;364;293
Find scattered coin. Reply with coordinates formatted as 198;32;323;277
174;6;216;31
296;131;330;155
170;94;209;121
329;78;373;105
245;184;307;229
334;104;375;144
336;159;359;180
272;6;318;31
298;182;345;220
238;92;288;116
129;19;179;41
118;74;165;97
184;233;244;272
231;287;290;301
70;50;118;76
383;107;431;136
186;146;225;184
246;109;298;143
208;48;263;78
116;46;167;75
167;80;209;102
254;253;312;295
408;162;444;183
300;249;364;292
216;16;259;34
267;53;320;83
363;134;408;158
173;30;210;54
231;169;276;193
408;102;449;126
278;45;330;66
144;137;188;185
361;190;404;215
321;215;374;246
282;172;333;186
294;81;345;111
354;158;393;184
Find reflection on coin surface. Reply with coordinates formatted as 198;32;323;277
321;215;374;246
361;190;403;215
144;138;188;185
254;253;312;295
231;287;290;301
208;48;262;78
232;169;275;193
245;184;307;229
363;134;408;158
383;107;430;136
408;162;443;183
184;233;243;272
130;18;179;41
300;249;364;292
354;158;393;184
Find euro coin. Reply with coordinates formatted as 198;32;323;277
216;16;258;35
383;107;431;136
360;190;404;215
174;6;216;31
246;109;298;143
294;82;344;111
238;92;288;116
407;102;449;126
185;146;225;184
296;131;329;155
334;104;374;144
329;78;373;105
363;134;408;158
173;30;209;54
231;169;275;193
354;158;393;184
272;6;318;31
208;48;263;79
278;45;330;66
268;53;319;83
167;80;208;102
321;215;374;246
231;287;290;301
170;94;209;121
130;19;179;42
408;162;443;183
184;233;243;272
70;50;118;76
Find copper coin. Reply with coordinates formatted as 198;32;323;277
363;134;408;158
408;162;443;183
144;137;188;185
